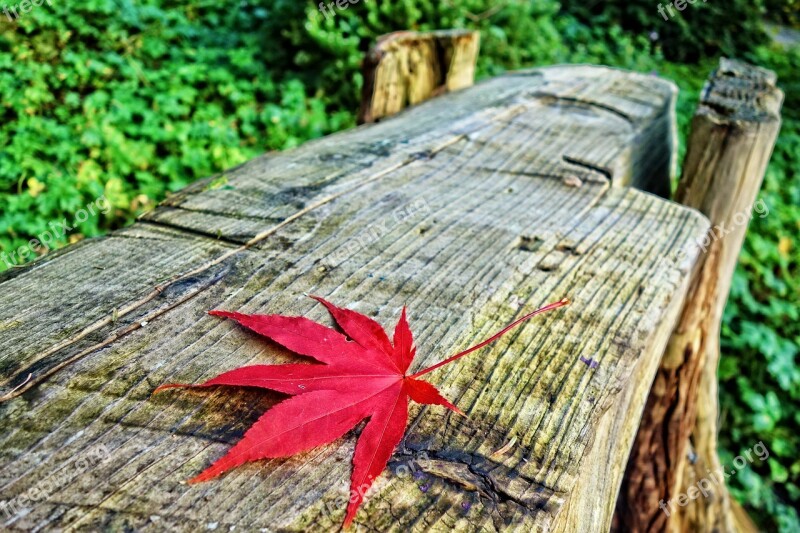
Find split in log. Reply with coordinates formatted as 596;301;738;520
358;30;480;124
0;66;710;531
615;58;783;533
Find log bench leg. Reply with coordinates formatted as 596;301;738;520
615;58;784;533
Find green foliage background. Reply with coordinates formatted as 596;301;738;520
0;1;797;530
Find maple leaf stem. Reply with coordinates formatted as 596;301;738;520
408;298;570;379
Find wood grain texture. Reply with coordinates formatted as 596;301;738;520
0;66;709;532
358;30;480;124
615;58;782;533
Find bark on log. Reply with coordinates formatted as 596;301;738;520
615;58;783;533
0;66;709;532
358;30;480;124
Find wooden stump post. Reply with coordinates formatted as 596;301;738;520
358;30;480;124
615;58;783;533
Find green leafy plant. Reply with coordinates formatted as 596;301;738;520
0;1;351;267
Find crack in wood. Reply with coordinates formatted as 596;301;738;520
0;265;231;402
562;155;614;182
0;136;468;402
530;92;636;124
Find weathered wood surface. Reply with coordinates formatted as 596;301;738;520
0;66;709;532
358;30;480;124
616;58;783;533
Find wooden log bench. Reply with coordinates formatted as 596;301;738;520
0;60;778;531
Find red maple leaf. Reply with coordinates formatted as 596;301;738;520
156;295;568;527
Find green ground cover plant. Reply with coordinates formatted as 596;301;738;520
0;1;796;529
